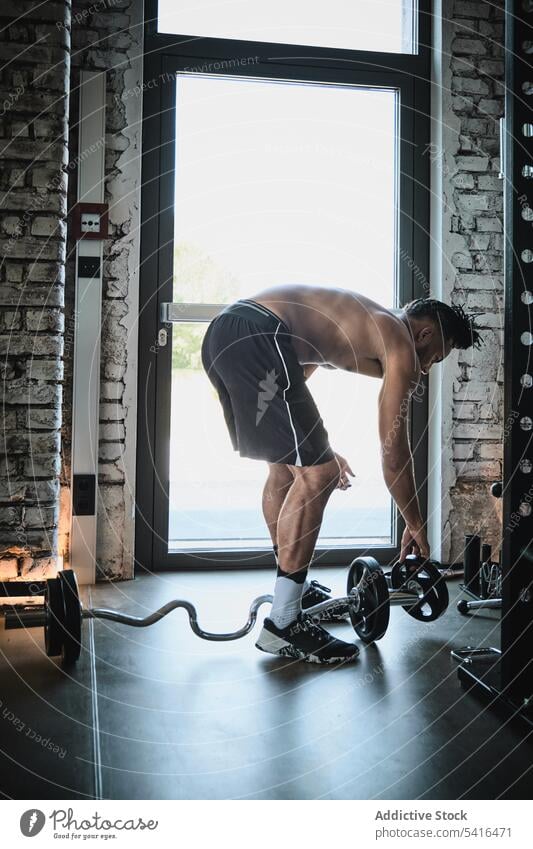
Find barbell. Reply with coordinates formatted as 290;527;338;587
3;555;449;666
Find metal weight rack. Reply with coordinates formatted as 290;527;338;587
454;0;533;725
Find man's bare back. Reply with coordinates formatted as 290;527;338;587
251;284;420;379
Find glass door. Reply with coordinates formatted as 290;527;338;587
166;73;397;554
137;33;430;569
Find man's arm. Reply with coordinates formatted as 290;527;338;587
378;355;427;543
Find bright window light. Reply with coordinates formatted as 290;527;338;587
157;0;417;54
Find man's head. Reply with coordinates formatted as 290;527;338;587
402;298;482;374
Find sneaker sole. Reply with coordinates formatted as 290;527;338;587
302;604;351;623
312;610;350;623
255;627;359;665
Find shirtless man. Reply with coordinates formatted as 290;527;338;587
201;285;481;664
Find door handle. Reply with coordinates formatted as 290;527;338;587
160;303;225;323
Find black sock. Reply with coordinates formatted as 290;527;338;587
274;544;308;583
276;564;307;583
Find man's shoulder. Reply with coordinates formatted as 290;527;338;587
373;310;410;346
374;313;419;377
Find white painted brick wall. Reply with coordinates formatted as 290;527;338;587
441;0;505;562
61;0;142;578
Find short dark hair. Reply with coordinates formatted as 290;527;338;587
403;298;482;350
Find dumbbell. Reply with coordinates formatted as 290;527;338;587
346;554;449;644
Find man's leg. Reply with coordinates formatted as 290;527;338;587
268;458;340;628
276;458;340;575
256;456;358;662
262;463;298;628
262;462;294;547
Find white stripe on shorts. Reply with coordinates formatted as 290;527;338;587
273;323;302;466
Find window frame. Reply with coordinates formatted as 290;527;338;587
136;0;431;570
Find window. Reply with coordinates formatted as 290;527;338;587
157;0;418;54
169;74;397;550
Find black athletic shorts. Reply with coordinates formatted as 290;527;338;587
201;300;334;466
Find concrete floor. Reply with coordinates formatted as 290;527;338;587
0;568;531;800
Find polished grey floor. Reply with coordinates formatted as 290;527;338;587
1;569;531;800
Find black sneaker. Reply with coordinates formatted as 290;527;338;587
255;613;359;664
302;580;350;622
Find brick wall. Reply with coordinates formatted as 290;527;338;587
0;1;70;580
62;0;143;578
0;0;141;582
431;0;505;563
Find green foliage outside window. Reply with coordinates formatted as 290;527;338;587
171;242;239;370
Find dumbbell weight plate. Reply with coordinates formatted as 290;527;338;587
346;556;390;643
58;570;82;666
390;558;449;622
44;577;64;657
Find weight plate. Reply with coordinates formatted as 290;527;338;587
58;570;82;666
346;556;390;643
44;577;64;657
390;557;449;622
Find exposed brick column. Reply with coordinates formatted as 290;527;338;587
63;0;143;579
448;0;505;560
431;0;505;563
0;1;71;580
